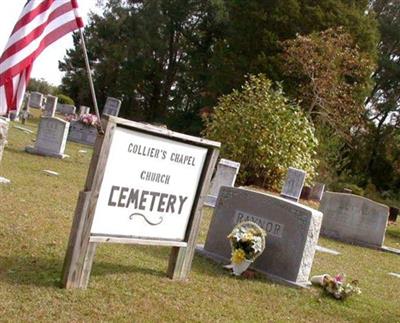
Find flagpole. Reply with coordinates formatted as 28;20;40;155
78;28;104;134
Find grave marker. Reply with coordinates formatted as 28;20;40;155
280;167;306;202
67;121;97;146
28;92;44;109
204;158;240;207
310;183;325;201
61;116;220;289
319;192;396;252
57;104;76;115
103;97;121;117
43;95;58;117
25;117;69;158
198;186;323;288
79;106;90;116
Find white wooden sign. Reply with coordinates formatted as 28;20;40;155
91;127;208;241
62;116;220;289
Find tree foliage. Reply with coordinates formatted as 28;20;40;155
59;0;378;135
280;28;375;140
27;78;58;95
204;74;318;189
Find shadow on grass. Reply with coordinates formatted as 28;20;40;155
0;255;165;288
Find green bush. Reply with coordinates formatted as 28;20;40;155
57;94;75;105
203;74;318;190
329;182;365;196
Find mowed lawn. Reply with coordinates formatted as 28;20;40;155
0;111;399;322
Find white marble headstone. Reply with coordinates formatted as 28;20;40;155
205;158;240;207
43;95;58;117
25;117;69;158
28;92;44;109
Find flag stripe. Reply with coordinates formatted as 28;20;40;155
1;3;75;65
11;0;56;36
0;19;81;84
5;0;70;52
0;0;83;115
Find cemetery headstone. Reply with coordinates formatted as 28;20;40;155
103;97;121;117
43;95;58;118
319;192;389;248
25;117;69;158
79;106;90;116
310;183;325;201
57;104;76;115
280;167;306;202
199;186;323;288
28;92;44;109
204;158;240;207
67;120;97;146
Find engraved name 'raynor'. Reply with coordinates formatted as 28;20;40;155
108;185;188;214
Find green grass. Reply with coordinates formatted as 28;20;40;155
0;111;399;322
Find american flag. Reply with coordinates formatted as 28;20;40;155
0;0;84;116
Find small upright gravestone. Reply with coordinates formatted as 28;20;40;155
103;97;121;117
204;158;240;207
43;95;58;117
25;117;69;158
198;186;323;287
28;92;44;109
310;183;325;201
79;106;90;116
280;167;306;202
320;192;389;249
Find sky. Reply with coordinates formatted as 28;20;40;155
0;0;99;85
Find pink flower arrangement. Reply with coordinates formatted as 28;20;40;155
80;113;98;127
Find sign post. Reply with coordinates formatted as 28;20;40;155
61;116;220;288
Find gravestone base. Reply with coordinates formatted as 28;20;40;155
25;146;68;159
196;245;311;288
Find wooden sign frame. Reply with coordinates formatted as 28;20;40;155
61;116;220;289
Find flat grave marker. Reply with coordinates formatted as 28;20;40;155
198;186;323;288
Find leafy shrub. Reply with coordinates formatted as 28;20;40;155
203;74;318;190
57;94;75;105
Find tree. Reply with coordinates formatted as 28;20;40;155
280;28;375;140
27;78;58;95
204;74;318;189
364;0;400;178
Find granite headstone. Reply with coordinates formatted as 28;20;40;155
280;167;306;202
199;186;323;287
57;104;76;115
204;158;240;207
67;120;97;146
319;192;389;248
25;117;69;158
79;106;90;116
